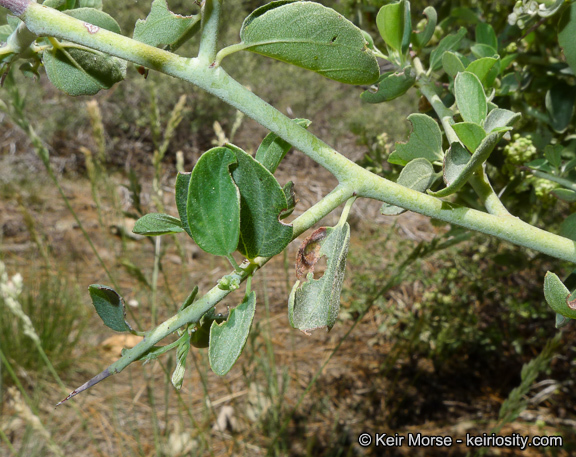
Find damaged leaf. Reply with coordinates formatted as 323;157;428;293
289;219;350;334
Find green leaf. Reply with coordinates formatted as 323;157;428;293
475;23;497;50
0;24;15;42
560;213;576;241
376;0;404;53
381;158;436;216
239;1;379;85
429;130;507;198
455;72;487;125
227;144;293;259
43;9;126;96
552;188;576;203
187;147;240;256
77;0;103;8
288;220;350;334
88;285;133;332
452;122;487;152
442;51;465;78
190;308;226;349
361;66;416;104
544;144;563;169
465;57;498;85
470;43;497;59
209;291;256;375
430;27;467;71
133;213;184;236
411;6;437;49
255;118;311;173
543;272;576;320
442;142;471;187
175;172;193;238
133;0;201;50
559;1;576;75
394;113;444;163
483;108;521;133
545;82;576;134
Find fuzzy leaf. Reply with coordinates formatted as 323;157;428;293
411;6;437;49
429;131;507;198
455;72;487;125
394;113;444;163
442;142;471;187
227;144;293;259
552;188;576;203
187;148;240;256
209;291;256;375
88;285;133;332
430;27;467;71
381;158;436;216
239;1;379;85
133;0;201;50
361;66;416;103
43;8;126;96
466;57;498;85
442;51;465;78
190;308;226;349
483;108;521;133
289;221;350;334
255;118;311;173
452;122;486;153
543;272;576;319
133;213;184;236
559;2;576;75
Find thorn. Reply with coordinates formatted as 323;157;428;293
55;368;112;407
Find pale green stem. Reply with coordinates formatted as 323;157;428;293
151;236;161;326
12;2;576;261
214;43;250;65
468;168;512;217
198;0;221;63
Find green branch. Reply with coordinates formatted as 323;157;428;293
198;0;221;63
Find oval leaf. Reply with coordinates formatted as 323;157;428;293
240;1;379;85
465;57;498;85
559;2;576;75
455;72;487;125
289;221;350;334
227;144;293;259
88;285;133;332
376;0;410;54
394;113;444;163
133;213;184;236
543;272;576;319
452;122;487;153
209;291;256;375
545;82;576;134
483;108;521;133
475;23;497;50
381;158;436;216
187;147;240;256
43;8;126;96
442;51;466;78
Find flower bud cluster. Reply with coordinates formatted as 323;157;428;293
507;0;550;28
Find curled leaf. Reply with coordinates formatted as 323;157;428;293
543;272;576;319
289;220;350;334
361;66;416;104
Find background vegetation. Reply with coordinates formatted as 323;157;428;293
1;0;575;456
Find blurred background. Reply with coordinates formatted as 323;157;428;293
1;1;575;455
